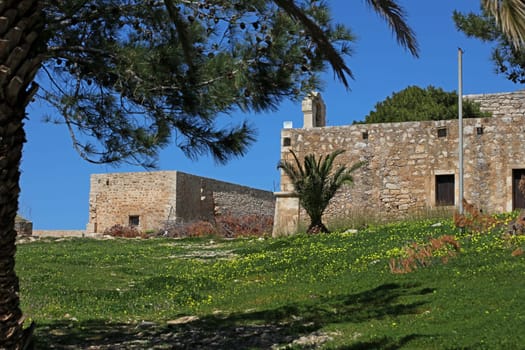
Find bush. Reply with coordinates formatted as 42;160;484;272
216;214;273;237
104;224;146;238
162;221;218;238
160;214;273;238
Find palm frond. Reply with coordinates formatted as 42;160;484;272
272;0;353;87
277;149;364;233
364;0;419;57
482;0;525;48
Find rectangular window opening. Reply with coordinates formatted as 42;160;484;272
435;174;455;206
282;137;291;147
437;127;447;138
362;131;368;140
476;126;484;135
129;215;140;227
512;169;525;210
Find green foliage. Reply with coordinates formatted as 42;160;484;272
16;214;525;348
39;0;357;167
361;85;491;124
453;7;525;84
277;149;364;233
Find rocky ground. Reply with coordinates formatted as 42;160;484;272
35;315;337;349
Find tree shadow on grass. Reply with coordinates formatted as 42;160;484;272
35;283;434;349
333;334;426;350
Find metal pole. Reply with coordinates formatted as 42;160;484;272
458;48;464;215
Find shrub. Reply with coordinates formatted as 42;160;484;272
453;199;499;233
104;224;146;238
388;235;461;274
216;214;273;237
161;214;273;238
162;221;218;238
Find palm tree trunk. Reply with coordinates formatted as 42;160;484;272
307;216;329;234
0;0;43;348
0;104;27;349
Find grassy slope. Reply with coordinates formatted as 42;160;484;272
16;218;525;349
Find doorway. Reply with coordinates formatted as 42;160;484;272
512;169;525;210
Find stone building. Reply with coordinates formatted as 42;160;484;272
87;171;274;234
273;90;525;236
14;215;32;236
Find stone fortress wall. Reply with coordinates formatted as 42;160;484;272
87;171;274;234
273;90;525;235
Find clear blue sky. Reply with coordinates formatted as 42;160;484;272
20;1;521;229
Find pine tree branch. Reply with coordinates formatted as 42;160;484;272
272;0;353;87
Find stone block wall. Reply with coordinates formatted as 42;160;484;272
465;90;525;118
87;171;275;233
87;171;177;233
273;90;525;235
14;216;32;236
203;177;275;217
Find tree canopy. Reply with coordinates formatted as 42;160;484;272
360;85;491;124
40;0;358;167
454;6;525;84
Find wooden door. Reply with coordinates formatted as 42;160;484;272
512;169;525;210
436;174;455;206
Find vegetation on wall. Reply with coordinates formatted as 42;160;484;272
359;85;491;124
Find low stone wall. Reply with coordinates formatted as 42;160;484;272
14;217;32;236
204;177;275;218
465;90;525;118
32;230;89;238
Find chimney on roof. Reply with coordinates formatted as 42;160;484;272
302;92;326;128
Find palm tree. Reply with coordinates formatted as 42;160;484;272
0;0;43;348
482;0;525;48
278;149;364;234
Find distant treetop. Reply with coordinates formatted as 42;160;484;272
358;85;491;124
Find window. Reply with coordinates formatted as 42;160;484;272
282;137;291;147
437;127;447;138
435;175;455;206
476;126;484;135
362;131;368;140
129;215;140;227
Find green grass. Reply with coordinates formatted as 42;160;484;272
16;216;525;349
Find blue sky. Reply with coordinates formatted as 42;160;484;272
20;1;521;229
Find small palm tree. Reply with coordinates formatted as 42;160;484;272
278;149;364;234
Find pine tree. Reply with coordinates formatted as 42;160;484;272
361;85;491;124
454;6;525;84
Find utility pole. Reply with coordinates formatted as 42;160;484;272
458;48;464;215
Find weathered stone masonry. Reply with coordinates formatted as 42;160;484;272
87;171;275;233
273;90;525;236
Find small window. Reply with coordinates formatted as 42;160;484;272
435;174;455;206
282;137;291;147
476;126;484;135
437;127;447;138
362;131;368;140
129;215;140;227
